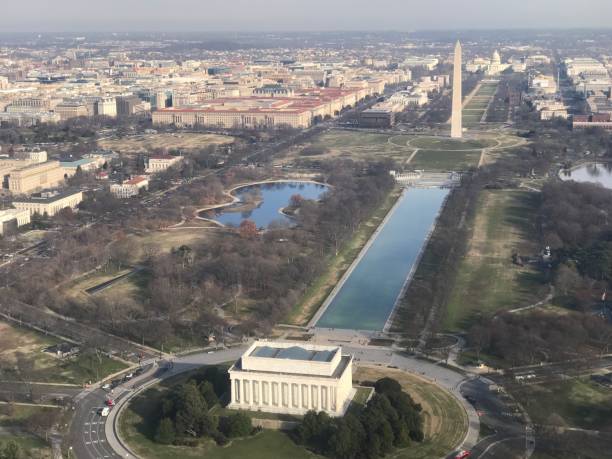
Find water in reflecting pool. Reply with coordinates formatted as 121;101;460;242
561;163;612;189
202;181;329;228
315;187;449;331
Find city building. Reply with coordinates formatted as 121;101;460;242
572;113;612;129
110;176;149;198
60;158;98;176
14;150;48;163
96;97;117;117
529;74;557;95
116;95;149;116
5;98;55;113
402;56;439;70
8;161;65;194
360;109;395;128
146;154;183;173
0;111;60;127
525;55;552;67
537;101;569;120
12;189;83;217
253;84;295;98
54;101;88;121
564;57;608;79
153;87;379;129
228;341;354;417
465;50;511;76
0;208;31;236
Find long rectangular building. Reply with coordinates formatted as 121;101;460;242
153;87;377;129
12;189;83;217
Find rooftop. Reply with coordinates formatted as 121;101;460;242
59;158;95;167
250;345;336;362
12;188;82;204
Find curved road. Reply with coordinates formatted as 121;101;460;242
69;344;527;459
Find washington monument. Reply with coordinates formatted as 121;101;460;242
451;40;463;138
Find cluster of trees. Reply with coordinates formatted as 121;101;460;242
0;441;25;459
540;180;612;309
152;367;253;447
467;311;612;366
294;378;424;459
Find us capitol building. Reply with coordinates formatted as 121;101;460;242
228;341;355;416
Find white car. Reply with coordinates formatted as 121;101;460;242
99;407;110;417
102;383;111;391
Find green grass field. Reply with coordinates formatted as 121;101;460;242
0;321;127;385
0;405;58;458
512;378;612;431
283;130;415;164
0;435;51;458
409;149;481;171
461;83;498;127
462;114;484;127
408;137;495;150
464;100;490;110
444;190;548;331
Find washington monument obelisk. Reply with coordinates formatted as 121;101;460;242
451;41;463;138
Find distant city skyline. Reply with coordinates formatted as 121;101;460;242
2;0;612;32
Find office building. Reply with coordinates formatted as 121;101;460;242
146;154;183;173
110;176;149;198
12;190;83;217
0;209;31;236
54;102;89;121
360;109;395;128
117;96;142;116
8;161;65;194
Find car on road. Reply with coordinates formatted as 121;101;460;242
99;407;110;417
134;367;145;377
101;383;111;391
105;398;115;407
110;379;122;389
454;450;471;459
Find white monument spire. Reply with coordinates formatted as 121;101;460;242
451;41;463;139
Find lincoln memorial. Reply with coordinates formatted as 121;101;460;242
228;340;354;416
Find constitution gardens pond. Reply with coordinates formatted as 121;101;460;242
314;187;449;331
201;181;328;228
561;162;612;189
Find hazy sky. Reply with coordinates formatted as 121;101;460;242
2;0;612;32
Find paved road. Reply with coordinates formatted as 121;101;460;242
69;343;485;459
69;347;246;459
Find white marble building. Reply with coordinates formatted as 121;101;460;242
228;341;354;417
